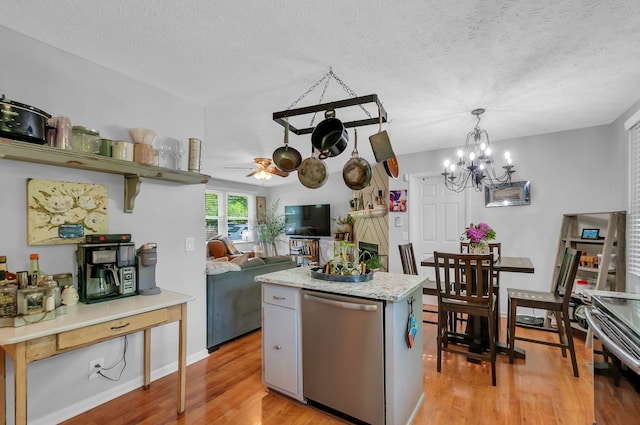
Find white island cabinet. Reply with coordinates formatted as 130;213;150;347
261;283;304;401
256;267;425;425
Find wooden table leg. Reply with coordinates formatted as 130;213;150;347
143;328;151;390
177;303;187;414
13;342;27;425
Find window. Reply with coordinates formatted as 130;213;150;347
628;119;640;276
205;190;255;241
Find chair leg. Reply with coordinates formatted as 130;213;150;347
488;310;497;386
494;287;500;343
563;311;579;377
437;308;444;373
508;297;517;364
554;311;567;357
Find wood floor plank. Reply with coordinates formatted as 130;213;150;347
61;315;594;425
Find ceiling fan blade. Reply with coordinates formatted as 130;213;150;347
246;170;259;177
269;167;289;177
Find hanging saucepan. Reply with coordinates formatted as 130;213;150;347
272;119;302;172
369;105;395;163
342;129;372;190
0;94;51;144
311;109;348;159
297;146;328;189
383;155;399;179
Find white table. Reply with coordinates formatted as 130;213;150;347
0;289;193;425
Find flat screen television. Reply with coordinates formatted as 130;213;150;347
284;204;331;237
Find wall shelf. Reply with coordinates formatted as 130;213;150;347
350;207;387;218
0;137;210;212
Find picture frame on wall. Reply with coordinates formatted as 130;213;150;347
27;178;109;245
485;181;531;208
256;196;266;223
389;189;407;212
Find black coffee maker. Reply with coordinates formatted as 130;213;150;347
76;241;137;303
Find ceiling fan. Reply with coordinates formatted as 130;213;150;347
230;158;289;180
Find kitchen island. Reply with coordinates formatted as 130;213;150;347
256;267;425;425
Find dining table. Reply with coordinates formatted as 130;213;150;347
420;255;535;359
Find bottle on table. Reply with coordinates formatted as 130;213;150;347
0;256;7;284
28;253;42;286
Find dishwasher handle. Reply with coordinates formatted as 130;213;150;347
304;293;379;312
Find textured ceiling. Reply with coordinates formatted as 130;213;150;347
2;0;640;185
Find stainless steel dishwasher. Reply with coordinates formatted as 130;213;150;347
302;289;385;425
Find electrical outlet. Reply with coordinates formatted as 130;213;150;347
185;237;195;252
89;357;103;380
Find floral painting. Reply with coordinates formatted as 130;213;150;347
27;178;108;245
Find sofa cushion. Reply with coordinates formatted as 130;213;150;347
239;257;267;269
263;255;293;265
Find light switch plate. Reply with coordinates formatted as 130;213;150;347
394;216;402;227
185;237;195;252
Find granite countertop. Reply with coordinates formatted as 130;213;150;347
255;267;426;302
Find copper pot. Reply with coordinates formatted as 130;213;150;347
272;120;302;172
297;147;328;189
342;129;372;190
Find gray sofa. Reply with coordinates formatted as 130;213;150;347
206;256;296;352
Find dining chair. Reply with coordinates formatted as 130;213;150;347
399;243;437;325
461;242;502;339
433;251;497;386
506;247;582;377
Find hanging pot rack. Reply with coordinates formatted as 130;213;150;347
272;68;387;135
273;94;387;135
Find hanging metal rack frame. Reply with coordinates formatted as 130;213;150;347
273;94;387;135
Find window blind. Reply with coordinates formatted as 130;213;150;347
629;121;640;276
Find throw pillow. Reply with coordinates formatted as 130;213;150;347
206;260;241;275
230;253;250;267
211;234;241;255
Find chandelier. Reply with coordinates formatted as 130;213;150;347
442;108;515;192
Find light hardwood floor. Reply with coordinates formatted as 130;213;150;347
62;314;594;425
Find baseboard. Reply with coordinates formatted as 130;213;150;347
29;349;209;425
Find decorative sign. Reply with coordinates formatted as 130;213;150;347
390;189;407;212
27;178;108;245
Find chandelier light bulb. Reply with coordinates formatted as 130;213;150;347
444;159;451;168
449;163;456;172
504;151;511;160
479;163;485;170
485;147;491;156
457;149;463;158
480;142;486;151
469;152;475;161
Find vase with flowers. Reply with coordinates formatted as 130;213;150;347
464;222;496;254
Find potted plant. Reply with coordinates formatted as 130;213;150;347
257;200;285;256
333;214;354;240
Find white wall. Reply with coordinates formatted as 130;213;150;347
0;27;208;424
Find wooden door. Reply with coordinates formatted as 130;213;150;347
410;173;467;280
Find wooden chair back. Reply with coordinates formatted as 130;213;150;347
433;252;495;307
554;247;581;301
399;243;418;275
